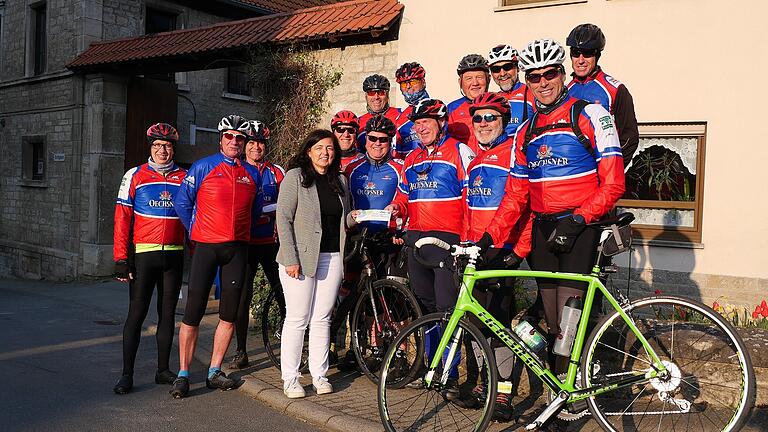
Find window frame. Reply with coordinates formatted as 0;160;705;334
26;1;47;77
21;135;47;185
496;0;587;12
226;64;251;97
617;122;707;244
144;6;178;35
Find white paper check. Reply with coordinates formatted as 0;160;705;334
355;209;392;222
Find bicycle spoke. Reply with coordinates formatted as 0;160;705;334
584;298;754;432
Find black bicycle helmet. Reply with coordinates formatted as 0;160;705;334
457;54;489;75
364;115;396;137
566;23;606;51
362;74;391;92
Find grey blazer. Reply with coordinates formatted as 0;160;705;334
276;168;352;278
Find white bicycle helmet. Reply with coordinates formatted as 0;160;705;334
518;39;566;72
487;44;519;65
217;114;250;133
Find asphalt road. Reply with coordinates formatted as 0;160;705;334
0;279;321;432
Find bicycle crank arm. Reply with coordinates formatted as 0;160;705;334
525;391;569;431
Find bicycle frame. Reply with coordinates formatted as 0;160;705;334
424;261;668;403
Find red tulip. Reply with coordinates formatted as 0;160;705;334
654;289;661;295
753;311;760;320
761;300;767;309
713;301;720;310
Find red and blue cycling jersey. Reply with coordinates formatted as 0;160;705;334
567;67;621;114
447;96;482;154
247;160;285;245
341;151;365;172
175;152;262;243
393;135;474;236
357;107;401;152
464;136;532;258
486;95;625;243
501;81;536;137
345;156;403;232
114;163;187;261
394;105;420;159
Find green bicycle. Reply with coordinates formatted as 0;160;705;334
377;213;755;431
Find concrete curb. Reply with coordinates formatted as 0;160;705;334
189;315;382;432
235;375;382;432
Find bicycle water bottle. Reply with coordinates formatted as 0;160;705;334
513;319;547;354
553;297;582;357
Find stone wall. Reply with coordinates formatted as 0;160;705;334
0;0;263;279
0;74;84;280
317;40;400;127
174;69;261;165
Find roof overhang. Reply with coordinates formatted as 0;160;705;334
67;0;403;75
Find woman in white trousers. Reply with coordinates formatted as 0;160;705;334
275;129;354;399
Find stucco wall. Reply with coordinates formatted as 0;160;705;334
397;0;768;285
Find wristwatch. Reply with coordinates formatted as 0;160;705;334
572;214;585;224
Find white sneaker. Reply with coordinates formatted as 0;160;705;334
313;376;333;395
283;377;306;399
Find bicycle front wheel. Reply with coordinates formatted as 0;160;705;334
351;278;422;386
378;313;497;432
261;286;308;371
582;295;755;432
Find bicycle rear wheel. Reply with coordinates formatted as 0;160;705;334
351;279;421;386
582;295;755;432
260;286;308;371
378;313;497;432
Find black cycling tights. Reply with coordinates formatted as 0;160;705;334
528;218;600;335
183;241;248;326
122;250;183;376
236;243;281;352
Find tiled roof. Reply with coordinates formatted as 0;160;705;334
236;0;345;14
67;0;402;71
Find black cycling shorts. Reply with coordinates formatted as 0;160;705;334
182;241;248;326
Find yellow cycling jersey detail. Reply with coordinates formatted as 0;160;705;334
135;243;184;254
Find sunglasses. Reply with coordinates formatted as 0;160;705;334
366;135;391;144
472;114;502;124
490;63;517;74
399;79;421;89
223;132;246;143
526;68;561;84
334;126;357;135
570;48;599;58
366;90;387;97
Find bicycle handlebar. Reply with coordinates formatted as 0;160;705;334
410;236;482;269
414;237;451;251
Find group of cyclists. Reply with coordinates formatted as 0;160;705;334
112;22;639;423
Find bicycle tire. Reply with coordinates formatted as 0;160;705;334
378;313;497;432
260;286;308;371
351;278;421;386
581;295;755;432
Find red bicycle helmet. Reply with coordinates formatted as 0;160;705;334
331;110;360;129
469;92;510;117
146;123;179;144
408;98;448;121
395;62;426;83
